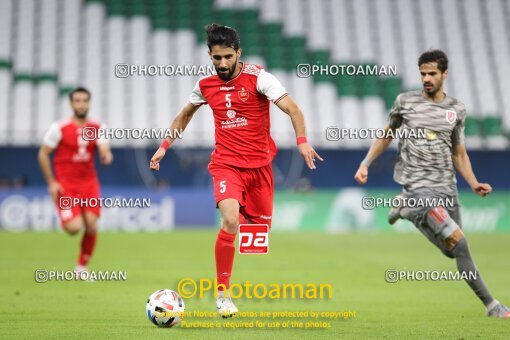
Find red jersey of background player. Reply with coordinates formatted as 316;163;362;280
189;63;288;168
43;118;105;184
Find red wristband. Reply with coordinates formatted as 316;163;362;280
296;136;308;145
160;139;170;151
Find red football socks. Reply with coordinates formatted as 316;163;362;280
78;232;97;266
215;228;236;291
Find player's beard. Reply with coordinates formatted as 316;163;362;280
423;81;439;96
74;109;88;119
216;60;237;81
423;76;444;96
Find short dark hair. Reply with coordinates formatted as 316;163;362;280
205;23;240;51
69;87;91;101
418;50;448;73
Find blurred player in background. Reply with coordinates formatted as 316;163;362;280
354;50;509;318
38;87;113;275
150;23;322;317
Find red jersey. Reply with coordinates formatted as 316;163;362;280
43;118;105;183
189;63;288;168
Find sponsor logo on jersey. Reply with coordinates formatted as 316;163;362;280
222;110;248;129
238;87;249;102
425;129;437;141
220;86;235;91
445;110;457;124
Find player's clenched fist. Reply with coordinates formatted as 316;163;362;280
354;164;368;185
150;148;166;171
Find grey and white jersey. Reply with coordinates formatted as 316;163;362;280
388;91;466;192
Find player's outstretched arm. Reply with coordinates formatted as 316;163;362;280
38;144;62;201
150;102;200;171
452;144;492;197
275;95;323;170
354;126;394;185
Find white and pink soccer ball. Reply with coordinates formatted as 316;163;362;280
146;289;185;328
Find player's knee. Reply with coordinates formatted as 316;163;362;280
63;222;82;235
222;214;239;233
426;207;456;239
426;206;465;252
63;215;85;235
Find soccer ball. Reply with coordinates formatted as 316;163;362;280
146;289;185;328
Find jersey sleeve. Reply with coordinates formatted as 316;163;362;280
388;94;404;130
42;122;62;148
189;79;207;106
256;70;288;103
452;108;466;146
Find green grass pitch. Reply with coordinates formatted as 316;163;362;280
1;230;509;339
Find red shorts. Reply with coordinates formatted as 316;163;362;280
55;178;101;226
208;162;274;227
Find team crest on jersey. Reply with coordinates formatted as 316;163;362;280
226;110;236;119
238;87;249;102
445;110;457;124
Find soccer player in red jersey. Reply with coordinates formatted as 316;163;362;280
38;87;113;275
150;24;323;317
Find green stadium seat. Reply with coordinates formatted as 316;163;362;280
34;74;58;84
464;116;481;136
357;63;380;97
335;74;356;97
0;60;12;69
104;0;125;16
308;50;330;65
129;1;146;16
214;10;237;28
482;116;502;136
380;77;402;108
13;73;33;83
286;37;307;69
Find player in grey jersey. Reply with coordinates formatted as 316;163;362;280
354;50;509;318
